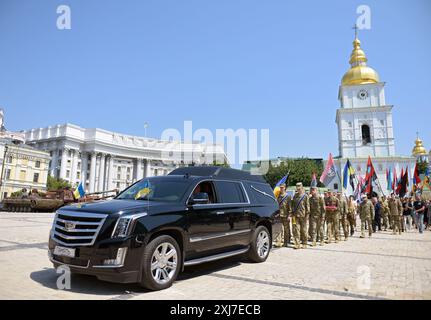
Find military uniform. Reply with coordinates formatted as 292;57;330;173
325;194;340;243
359;197;374;237
388;197;403;235
338;195;349;240
347;201;357;236
277;191;291;246
309;193;326;246
291;185;310;249
381;199;390;231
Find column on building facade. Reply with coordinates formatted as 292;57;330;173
144;159;152;178
50;149;58;177
106;155;114;190
70;149;79;186
98;153;106;191
136;158;143;180
81;152;88;185
59;148;68;179
89;152;97;193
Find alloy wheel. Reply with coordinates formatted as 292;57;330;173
150;242;178;285
256;230;270;258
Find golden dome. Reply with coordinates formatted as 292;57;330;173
412;137;427;156
341;38;380;86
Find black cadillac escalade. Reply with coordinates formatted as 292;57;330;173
48;166;281;290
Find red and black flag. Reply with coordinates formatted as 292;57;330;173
399;167;409;198
362;156;378;195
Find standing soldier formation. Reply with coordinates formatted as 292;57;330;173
274;182;417;249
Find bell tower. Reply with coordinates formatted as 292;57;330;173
336;27;396;159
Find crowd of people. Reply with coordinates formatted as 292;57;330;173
274;182;431;249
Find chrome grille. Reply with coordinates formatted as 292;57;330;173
52;211;108;247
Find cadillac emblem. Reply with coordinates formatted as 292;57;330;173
64;221;76;231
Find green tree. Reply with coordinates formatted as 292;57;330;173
47;175;71;191
417;159;429;175
264;158;324;188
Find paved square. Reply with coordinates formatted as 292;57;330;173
0;212;430;300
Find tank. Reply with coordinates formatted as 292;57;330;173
2;188;75;212
2;198;33;212
2;188;118;212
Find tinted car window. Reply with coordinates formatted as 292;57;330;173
215;181;247;203
247;183;277;205
116;178;189;202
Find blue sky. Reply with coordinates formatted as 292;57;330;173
0;0;430;165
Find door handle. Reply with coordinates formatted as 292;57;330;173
244;209;251;213
216;211;225;215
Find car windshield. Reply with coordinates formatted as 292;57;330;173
116;178;190;202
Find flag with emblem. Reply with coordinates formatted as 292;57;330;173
320;153;337;187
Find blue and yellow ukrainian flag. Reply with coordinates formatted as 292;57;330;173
73;182;86;199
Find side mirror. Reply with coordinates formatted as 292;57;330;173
189;192;209;205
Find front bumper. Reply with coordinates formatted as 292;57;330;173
48;237;142;284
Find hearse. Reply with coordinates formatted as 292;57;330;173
48;166;281;290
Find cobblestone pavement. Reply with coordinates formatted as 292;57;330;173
0;212;430;300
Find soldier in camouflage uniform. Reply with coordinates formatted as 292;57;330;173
388;193;403;235
381;196;390;231
291;182;310;249
276;184;291;247
359;194;374;238
337;192;349;241
324;191;340;243
347;195;357;236
309;186;325;246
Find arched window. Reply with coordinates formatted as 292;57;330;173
361;124;371;145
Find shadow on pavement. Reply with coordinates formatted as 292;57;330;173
30;255;246;297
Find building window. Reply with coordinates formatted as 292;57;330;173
6;155;12;163
35;160;41;168
77;162;81;170
19;170;26;181
5;169;11;180
380;120;385;126
154;169;158;176
116;182;120;189
334;183;339;191
77;171;81;179
3;192;7;199
66;170;70;178
117;173;121;179
127;167;131;173
33;173;39;183
361;124;371;145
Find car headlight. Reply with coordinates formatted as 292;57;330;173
112;213;147;239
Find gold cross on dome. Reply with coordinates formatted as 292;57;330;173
352;24;359;39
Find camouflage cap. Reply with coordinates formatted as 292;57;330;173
279;183;286;188
296;182;303;188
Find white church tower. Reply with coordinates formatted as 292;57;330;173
328;29;415;195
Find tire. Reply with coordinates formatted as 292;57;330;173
247;225;271;263
140;235;181;291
